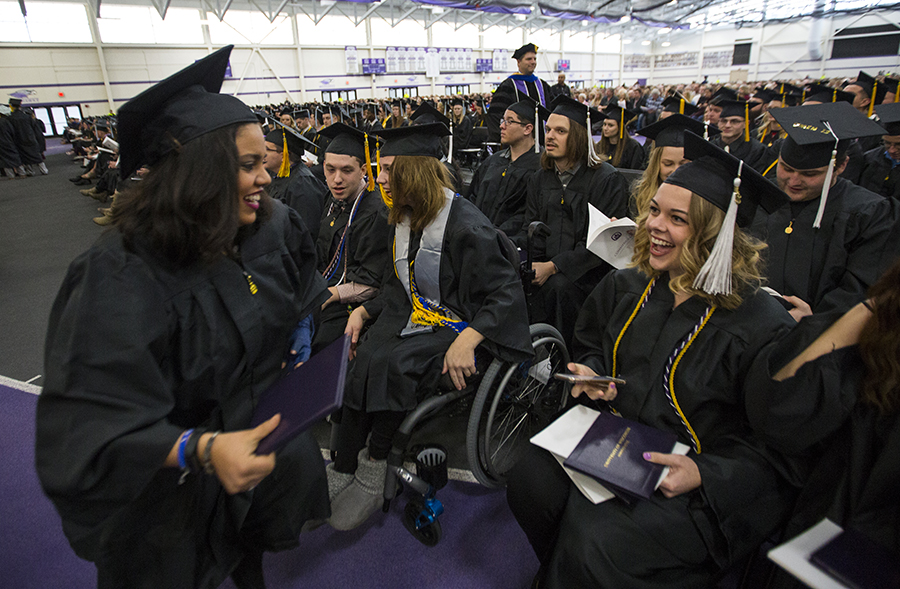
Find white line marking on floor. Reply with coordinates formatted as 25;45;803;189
25;374;42;384
0;375;42;395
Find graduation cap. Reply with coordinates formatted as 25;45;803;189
410;103;450;127
718;100;753;141
293;108;310;119
507;97;551;153
874;103;900;136
320;122;378;190
117;45;257;179
752;89;780;104
8;97;22;107
803;83;854;105
848;71;888;115
373;122;450;160
770;102;886;227
265;118;318;178
664;130;788;295
661;94;699;117
279;107;293;118
885;77;900;103
602;103;638;140
638;114;720;149
449;97;466;108
512;43;538;60
549;95;605;165
709;87;738;105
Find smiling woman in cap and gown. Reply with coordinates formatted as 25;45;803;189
326;122;533;531
749;102;900;321
507;131;804;589
35;46;330;589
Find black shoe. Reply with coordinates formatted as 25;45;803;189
69;176;83;182
73;178;92;186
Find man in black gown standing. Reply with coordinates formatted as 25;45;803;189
487;43;552;143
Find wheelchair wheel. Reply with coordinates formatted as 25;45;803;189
466;323;570;488
402;500;442;547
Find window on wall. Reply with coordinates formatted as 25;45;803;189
207;11;293;45
98;6;203;44
388;86;418;98
322;90;357;102
831;25;900;58
296;14;366;46
732;42;751;65
0;1;91;43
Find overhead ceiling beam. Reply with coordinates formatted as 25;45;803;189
353;0;384;26
392;3;419;26
313;0;338;23
251;0;291;22
205;0;235;22
454;10;481;30
150;0;171;19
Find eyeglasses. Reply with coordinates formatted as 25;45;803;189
500;118;527;127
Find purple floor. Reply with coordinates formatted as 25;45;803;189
1;383;538;589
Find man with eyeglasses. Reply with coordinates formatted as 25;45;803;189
466;99;546;239
859;103;900;201
264;124;329;241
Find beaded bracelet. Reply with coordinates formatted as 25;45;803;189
176;429;194;470
202;431;221;475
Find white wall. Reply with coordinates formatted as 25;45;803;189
1;2;898;115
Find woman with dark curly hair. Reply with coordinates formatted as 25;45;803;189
507;132;804;588
35;46;330;589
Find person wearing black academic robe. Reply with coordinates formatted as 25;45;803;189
749;177;900;315
451;114;474;157
344;195;533;416
859;145;900;200
312;189;392;354
36;201;330;588
507;269;801;589
744;309;900;588
516;161;629;347
9;107;43;166
267;163;329;242
0;114;23;173
488;75;552;143
465;146;541;238
710;133;767;172
602;135;645;170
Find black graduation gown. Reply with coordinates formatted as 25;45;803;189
465;147;541;239
744;311;900;588
859;146;900;200
516;161;629;344
749;178;900;314
267;163;329;242
538;269;799;588
0;116;22;168
604;136;645;170
711;134;767;172
9;109;42;164
840;139;864;185
345;196;533;413
31;116;46;154
451;114;474;155
35;201;330;588
312;189;392;353
487;75;552;142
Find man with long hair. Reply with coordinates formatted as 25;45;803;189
327;122;532;531
517;94;629;347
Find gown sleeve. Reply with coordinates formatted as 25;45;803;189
343;202;392;289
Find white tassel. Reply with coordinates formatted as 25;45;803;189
587;106;603;166
535;107;540;153
704;121;709;141
814;122;839;229
694;161;743;296
448;119;453;164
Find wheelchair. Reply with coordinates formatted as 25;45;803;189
379;221;571;546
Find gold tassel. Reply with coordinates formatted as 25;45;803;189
277;129;290;178
833;88;838;103
744;103;750;142
679;99;684;114
364;134;375;191
619;108;624;140
868;81;877;117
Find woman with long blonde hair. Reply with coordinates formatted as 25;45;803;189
596;103;644;169
508;132;803;588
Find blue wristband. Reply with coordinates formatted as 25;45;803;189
177;429;194;470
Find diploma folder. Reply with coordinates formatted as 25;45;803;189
563;411;678;501
251;334;350;455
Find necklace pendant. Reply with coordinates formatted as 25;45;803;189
784;220;794;234
330;219;335;227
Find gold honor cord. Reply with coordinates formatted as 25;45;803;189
611;278;656;378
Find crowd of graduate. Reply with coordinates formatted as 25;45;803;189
0;97;50;178
32;41;900;589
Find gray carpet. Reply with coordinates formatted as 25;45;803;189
0;148;107;384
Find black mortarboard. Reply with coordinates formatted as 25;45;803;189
294;108;310;119
775;82;801;96
709;87;738;105
884;77;900;99
875;103;900;136
549;95;602;129
661;94;699;116
117;45;257;179
718;100;750;120
410;103;450;127
449;97;465;107
848;71;889;115
752;89;779;104
512;43;538;60
665;130;788;295
374;122;450;159
803;83;854;105
507;97;551;126
602;103;638;139
638;114;720;149
279;107;293;117
321;122;369;162
770;102;885;169
9;97;22;107
95;121;111;132
264;126;312;156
